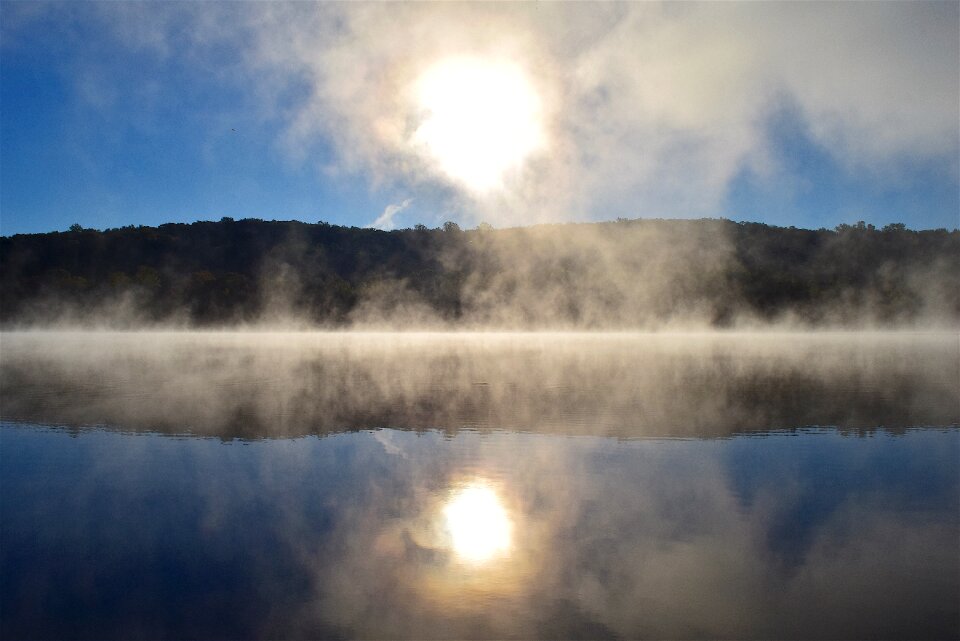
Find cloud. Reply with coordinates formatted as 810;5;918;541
8;2;957;226
368;198;414;231
244;2;958;226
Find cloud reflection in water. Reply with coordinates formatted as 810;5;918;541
0;332;958;639
1;424;957;639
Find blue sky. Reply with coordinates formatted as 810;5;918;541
2;2;957;236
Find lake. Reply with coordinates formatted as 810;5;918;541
1;332;958;639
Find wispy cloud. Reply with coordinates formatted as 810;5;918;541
6;2;957;228
368;198;413;231
250;2;960;226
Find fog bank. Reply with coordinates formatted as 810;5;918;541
2;331;956;439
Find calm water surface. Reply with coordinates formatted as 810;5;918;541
1;332;958;639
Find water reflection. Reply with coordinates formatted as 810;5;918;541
0;332;958;639
443;482;512;564
1;424;957;639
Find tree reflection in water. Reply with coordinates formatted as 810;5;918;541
1;332;958;639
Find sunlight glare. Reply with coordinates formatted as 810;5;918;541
443;483;512;563
411;58;545;193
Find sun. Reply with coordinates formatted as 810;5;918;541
411;57;545;193
443;483;512;564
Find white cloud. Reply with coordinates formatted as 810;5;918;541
368;198;414;231
237;2;957;225
21;2;957;226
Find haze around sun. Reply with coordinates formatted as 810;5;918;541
411;58;545;193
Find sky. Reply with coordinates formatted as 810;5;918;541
1;1;958;236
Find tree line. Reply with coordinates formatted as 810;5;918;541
1;217;957;327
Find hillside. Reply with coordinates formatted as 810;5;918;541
1;218;957;328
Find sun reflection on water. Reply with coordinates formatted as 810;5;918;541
443;482;512;564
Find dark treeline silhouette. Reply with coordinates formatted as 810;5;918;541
1;217;957;327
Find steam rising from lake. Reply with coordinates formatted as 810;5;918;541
1;331;956;438
1;331;957;639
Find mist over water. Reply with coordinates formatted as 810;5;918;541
3;2;958;637
1;331;958;639
1;331;957;438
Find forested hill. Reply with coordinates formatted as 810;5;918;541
1;218;957;328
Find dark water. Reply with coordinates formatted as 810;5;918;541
1;332;958;639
